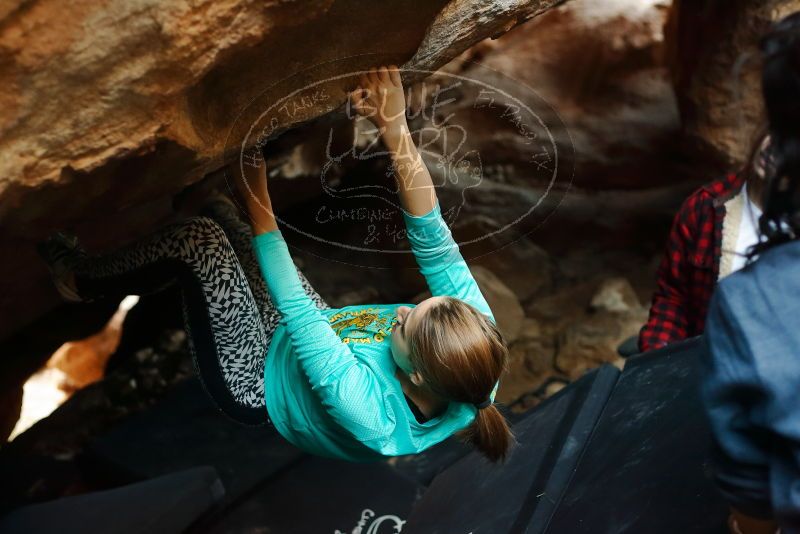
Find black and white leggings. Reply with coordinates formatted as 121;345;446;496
71;200;329;425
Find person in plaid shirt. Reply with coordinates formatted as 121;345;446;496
639;135;776;352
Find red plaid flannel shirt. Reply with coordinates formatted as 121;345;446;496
639;173;745;352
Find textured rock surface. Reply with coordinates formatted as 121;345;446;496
0;0;565;341
666;0;800;169
47;297;133;392
590;277;642;314
470;266;526;343
0;386;23;443
421;0;679;191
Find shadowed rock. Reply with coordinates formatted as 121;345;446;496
0;0;569;341
666;0;800;169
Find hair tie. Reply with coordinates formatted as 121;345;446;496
475;398;493;410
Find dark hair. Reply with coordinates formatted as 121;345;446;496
407;297;514;462
751;12;800;256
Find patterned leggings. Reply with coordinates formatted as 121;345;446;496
71;200;329;425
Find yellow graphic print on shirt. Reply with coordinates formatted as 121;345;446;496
329;308;397;344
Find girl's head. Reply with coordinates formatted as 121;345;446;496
391;296;513;462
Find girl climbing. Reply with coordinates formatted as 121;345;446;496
40;65;513;462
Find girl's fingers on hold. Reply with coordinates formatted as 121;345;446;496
368;68;379;85
348;89;361;110
389;65;401;85
378;66;389;83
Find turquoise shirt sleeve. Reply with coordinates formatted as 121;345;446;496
252;231;395;448
403;204;494;322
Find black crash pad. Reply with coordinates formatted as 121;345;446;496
404;365;621;534
391;433;473;487
0;466;223;534
89;377;422;531
406;337;729;534
89;378;303;509
545;337;729;534
199;456;420;533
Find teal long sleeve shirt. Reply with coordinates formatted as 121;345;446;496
252;203;495;462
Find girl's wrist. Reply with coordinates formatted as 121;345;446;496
381;121;410;153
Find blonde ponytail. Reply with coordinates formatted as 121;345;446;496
461;405;514;462
408;297;513;463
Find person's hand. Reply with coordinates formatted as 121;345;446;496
231;148;277;235
349;65;436;214
234;148;267;206
349;65;408;144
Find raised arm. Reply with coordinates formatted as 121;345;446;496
350;67;493;321
231;153;396;448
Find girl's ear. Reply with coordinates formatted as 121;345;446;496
409;370;425;386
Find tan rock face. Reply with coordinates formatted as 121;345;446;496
470;265;526;343
2;1;330;203
47;297;134;392
0;0;563;340
590;277;641;314
666;0;800;169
